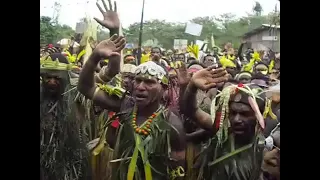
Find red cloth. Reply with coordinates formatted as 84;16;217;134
215;112;222;130
109;112;120;128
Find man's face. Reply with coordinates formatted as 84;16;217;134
42;74;62;95
229;101;256;139
122;73;135;92
177;55;185;62
151;48;161;61
226;67;237;77
204;56;215;66
255;64;269;75
239;76;251;84
133;75;164;108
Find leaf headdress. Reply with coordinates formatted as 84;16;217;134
210;83;266;146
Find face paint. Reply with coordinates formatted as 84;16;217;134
133;61;168;107
133;75;164;107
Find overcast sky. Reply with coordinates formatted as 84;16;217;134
40;0;280;29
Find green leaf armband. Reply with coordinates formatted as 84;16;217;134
96;83;126;98
167;166;185;180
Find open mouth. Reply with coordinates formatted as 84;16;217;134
135;94;148;101
232;127;245;134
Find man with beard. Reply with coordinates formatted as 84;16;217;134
40;53;89;180
78;34;229;179
182;72;267;180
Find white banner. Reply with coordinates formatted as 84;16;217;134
185;22;203;36
173;39;188;50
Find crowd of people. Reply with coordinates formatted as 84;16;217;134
40;0;280;180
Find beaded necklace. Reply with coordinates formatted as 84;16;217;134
131;105;163;136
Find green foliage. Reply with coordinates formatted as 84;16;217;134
124;12;279;49
40;16;75;44
40;9;280;50
97;25;110;42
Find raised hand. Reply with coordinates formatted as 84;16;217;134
94;0;120;31
93;34;126;60
176;63;191;87
191;66;228;91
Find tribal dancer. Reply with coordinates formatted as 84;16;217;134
182;70;266;179
180;62;214;180
235;71;252;84
40;53;89;180
77;49;123;180
78;35;192;180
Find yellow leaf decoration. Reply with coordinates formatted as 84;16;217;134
187;45;199;60
220;56;236;68
252;51;261;61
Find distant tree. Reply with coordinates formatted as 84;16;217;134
253;1;263;16
97;25;110;42
40;2;277;49
40;16;75;44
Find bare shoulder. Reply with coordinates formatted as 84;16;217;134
167;111;184;134
166;110;186;151
207;88;218;99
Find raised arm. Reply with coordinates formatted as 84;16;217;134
95;55;121;83
181;67;229;131
182;82;213;131
94;0;120;36
176;63;190;115
78;35;125;111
